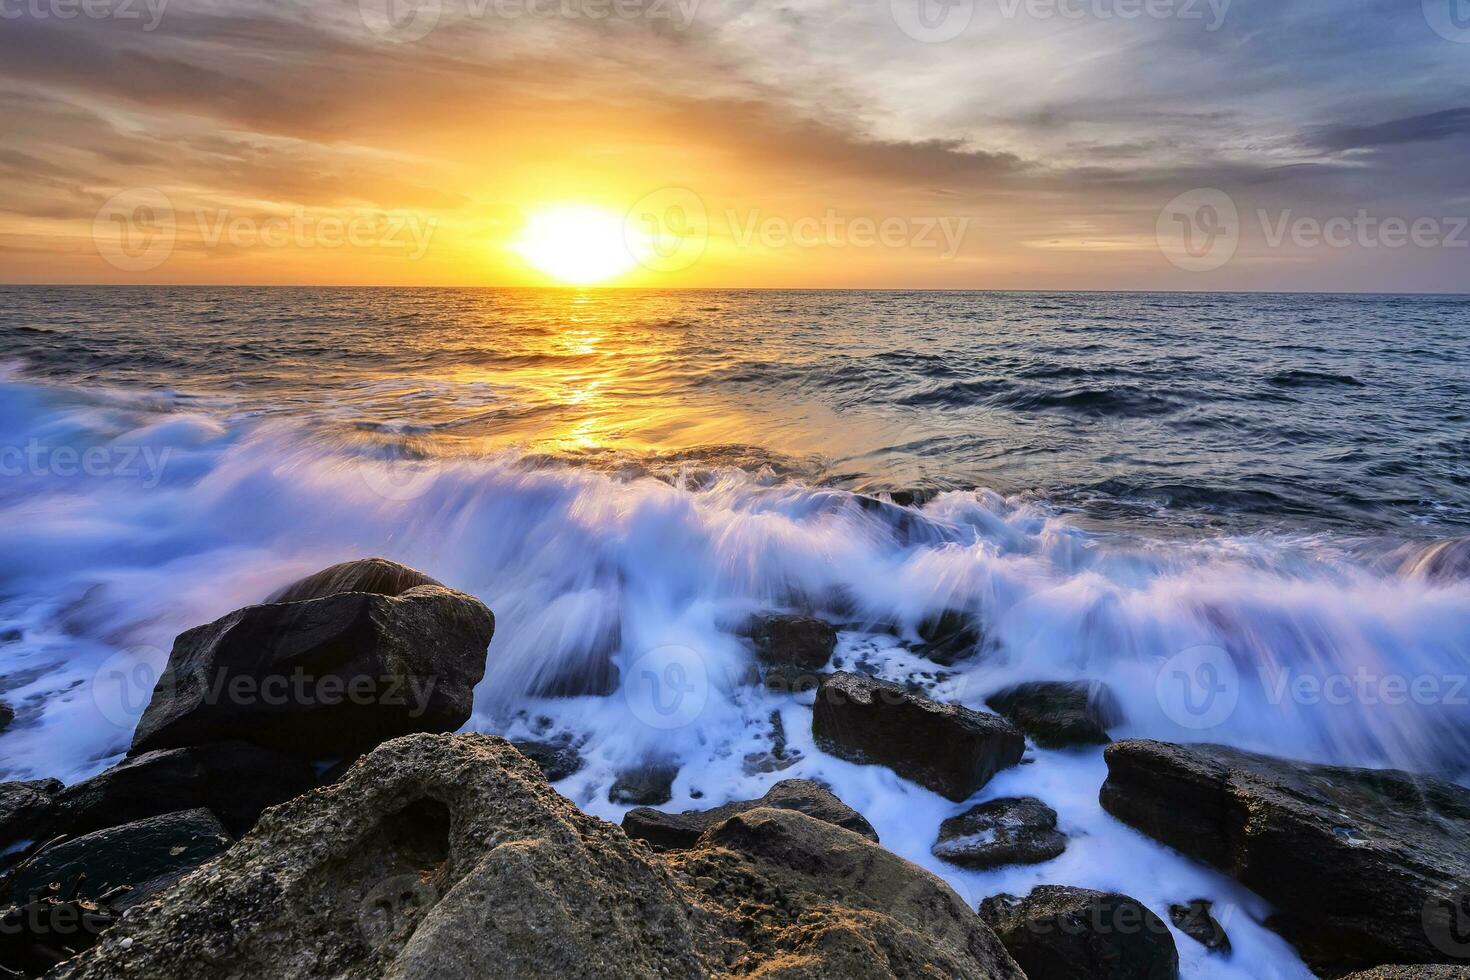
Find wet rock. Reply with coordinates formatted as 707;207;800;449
609;762;679;806
812;671;1025;801
979;885;1179;980
3;809;231;907
0;891;121;978
1100;739;1470;975
47;733;1024;980
0;702;13;734
268;557;444;603
53;741;319;839
0;629;20;644
916;609;981;665
931;796;1066;869
1169;899;1231;955
0;779;62;853
130;578;495;758
1341;968;1470;979
622;779;878;850
508;739;584;783
1399;535;1470;583
749;613;837;671
986;680;1123;748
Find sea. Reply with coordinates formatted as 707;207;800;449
2;286;1468;979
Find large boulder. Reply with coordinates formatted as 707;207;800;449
979;885;1179;980
931;796;1066;869
623;778;878;850
1100;739;1470;975
130;579;494;758
52;741;319;839
2;809;231;907
46;734;1024;980
0;779;62;852
812;672;1025;801
268;558;444;604
986;680;1123;749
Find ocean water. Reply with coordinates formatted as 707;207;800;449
2;286;1469;978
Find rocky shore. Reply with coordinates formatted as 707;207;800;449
0;558;1466;978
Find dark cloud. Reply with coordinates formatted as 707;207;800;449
1312;107;1470;152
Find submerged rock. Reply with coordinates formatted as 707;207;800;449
0;702;13;735
508;739;585;783
1100;739;1470;974
0;779;62;854
748;613;838;671
608;762;679;806
3;808;231;907
53;741;319;839
47;733;1024;980
931;796;1066;869
1169;899;1231;955
812;671;1025;801
130;578;494;758
979;885;1179;980
915;609;981;665
268;557;444;603
986;680;1123;748
622;778;878;850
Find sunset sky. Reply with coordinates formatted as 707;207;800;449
2;0;1468;290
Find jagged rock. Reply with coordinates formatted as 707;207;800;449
931;796;1066;869
979;885;1179;980
1341;969;1470;979
1169;899;1231;955
1100;739;1470;975
268;557;445;603
0;779;62;852
608;762;679;806
622;778;879;850
812;672;1025;801
52;741;318;839
130;578;494;758
508;739;585;783
3;809;231;907
748;613;837;671
48;733;1024;980
986;680;1123;748
916;608;981;665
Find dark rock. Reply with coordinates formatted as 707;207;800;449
916;608;981;665
0;629;21;644
0;702;13;734
979;885;1179;980
1100;739;1470;975
987;680;1124;749
931;796;1066;869
609;762;679;806
508;739;584;783
48;733;1024;980
748;614;837;671
130;580;494;758
1341;969;1470;979
623;779;878;850
0;892;120;977
3;809;231;907
268;557;444;603
761;663;824;695
812;671;1025;801
53;741;319;839
0;779;62;852
1169;899;1231;955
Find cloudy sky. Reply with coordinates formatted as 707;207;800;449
2;0;1468;289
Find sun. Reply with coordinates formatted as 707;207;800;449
511;205;640;284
